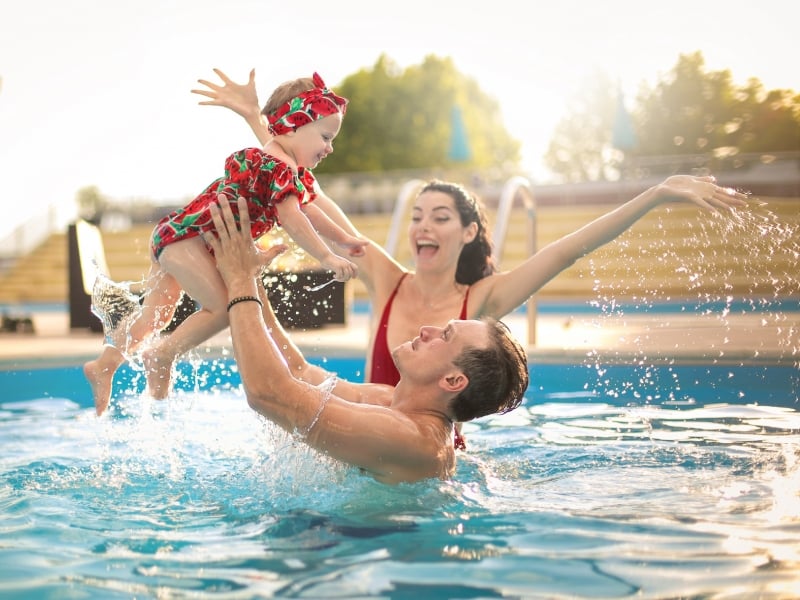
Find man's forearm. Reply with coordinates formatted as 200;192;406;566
225;278;305;431
255;282;327;384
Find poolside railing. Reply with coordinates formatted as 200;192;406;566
491;177;537;345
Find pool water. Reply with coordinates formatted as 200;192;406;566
1;357;799;599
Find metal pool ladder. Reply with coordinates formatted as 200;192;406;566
492;176;537;345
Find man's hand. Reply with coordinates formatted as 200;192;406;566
204;195;287;288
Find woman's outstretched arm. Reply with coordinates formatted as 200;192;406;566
473;175;749;318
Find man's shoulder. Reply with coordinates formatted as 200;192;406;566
347;381;395;407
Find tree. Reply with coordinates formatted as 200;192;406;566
315;55;520;174
727;80;800;156
543;71;619;182
635;52;800;162
545;51;800;182
75;185;108;223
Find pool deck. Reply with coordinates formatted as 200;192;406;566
1;303;798;369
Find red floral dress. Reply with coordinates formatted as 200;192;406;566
150;148;317;258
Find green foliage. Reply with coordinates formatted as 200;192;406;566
545;51;800;182
315;54;520;174
75;185;108;221
544;71;619;182
635;52;800;160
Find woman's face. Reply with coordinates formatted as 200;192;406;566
408;190;477;272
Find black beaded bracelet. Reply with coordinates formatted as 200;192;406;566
226;295;263;312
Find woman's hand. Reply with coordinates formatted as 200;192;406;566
191;68;261;120
205;195;287;288
655;175;749;212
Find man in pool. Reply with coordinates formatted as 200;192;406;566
205;196;529;484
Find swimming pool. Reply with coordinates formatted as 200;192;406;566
1;356;799;599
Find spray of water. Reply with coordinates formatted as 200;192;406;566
580;194;799;400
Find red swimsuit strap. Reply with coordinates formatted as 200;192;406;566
369;273;408;385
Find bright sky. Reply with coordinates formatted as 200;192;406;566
1;0;797;239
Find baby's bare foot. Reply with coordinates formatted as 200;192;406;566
83;359;115;416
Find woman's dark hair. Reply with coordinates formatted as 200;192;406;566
419;181;496;285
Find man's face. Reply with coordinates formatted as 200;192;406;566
392;320;490;384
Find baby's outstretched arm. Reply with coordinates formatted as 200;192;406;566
303;203;367;257
276;199;359;281
191;68;271;146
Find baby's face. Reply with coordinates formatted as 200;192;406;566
291;112;343;168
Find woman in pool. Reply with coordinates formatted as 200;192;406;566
193;69;749;447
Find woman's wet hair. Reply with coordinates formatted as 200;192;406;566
419;181;496;285
449;317;529;422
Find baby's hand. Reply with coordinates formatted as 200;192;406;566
191;68;259;119
320;254;358;282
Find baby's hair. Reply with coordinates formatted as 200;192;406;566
261;77;316;117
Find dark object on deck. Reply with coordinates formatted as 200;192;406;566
1;313;35;334
262;270;347;329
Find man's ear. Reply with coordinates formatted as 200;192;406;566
441;371;469;393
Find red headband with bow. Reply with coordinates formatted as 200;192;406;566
267;73;348;136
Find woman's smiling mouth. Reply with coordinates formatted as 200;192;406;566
416;239;438;257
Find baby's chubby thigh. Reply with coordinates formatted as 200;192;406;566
158;236;228;314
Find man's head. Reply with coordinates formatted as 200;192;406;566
393;318;528;422
449;318;528;422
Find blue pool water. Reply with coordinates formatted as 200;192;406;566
1;356;799;599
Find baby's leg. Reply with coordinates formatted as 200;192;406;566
143;238;229;400
83;345;125;416
84;262;180;415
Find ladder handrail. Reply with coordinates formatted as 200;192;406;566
491;176;538;345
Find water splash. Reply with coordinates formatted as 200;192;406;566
580;195;800;400
90;272;143;349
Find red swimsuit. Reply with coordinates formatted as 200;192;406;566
370;273;470;450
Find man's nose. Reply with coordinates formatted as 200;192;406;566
419;326;439;340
